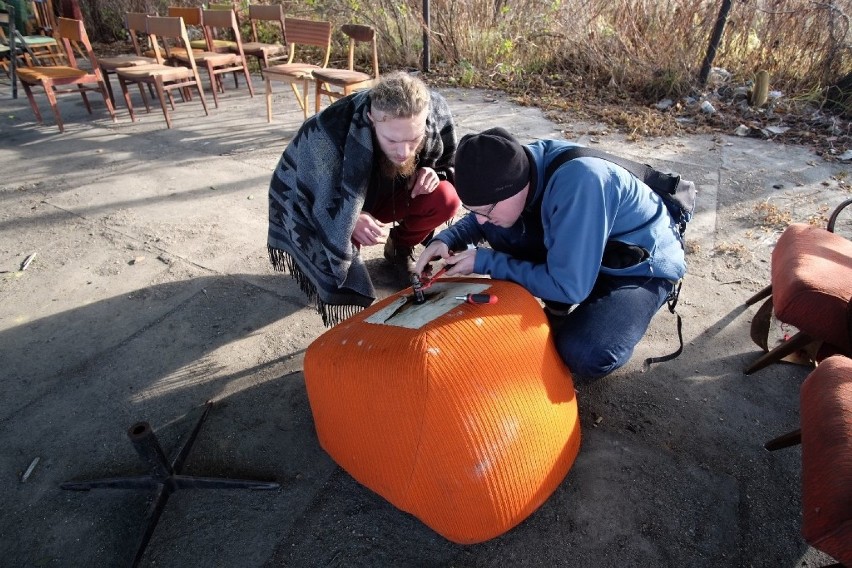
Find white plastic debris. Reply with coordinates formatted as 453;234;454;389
655;98;674;111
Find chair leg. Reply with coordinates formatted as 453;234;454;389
99;80;116;122
764;428;801;451
77;85;92;114
243;66;254;97
118;76;137;122
21;82;44;124
42;79;65;132
315;79;321;113
206;63;220;108
97;79;117;122
195;80;209;116
265;75;273;123
138;84;151;112
289;82;305;115
153;77;173;128
301;77;309;120
744;330;814;375
746;285;772;306
101;66;116;105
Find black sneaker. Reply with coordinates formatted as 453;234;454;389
384;235;417;285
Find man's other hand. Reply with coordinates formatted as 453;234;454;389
353;212;387;246
410;167;440;198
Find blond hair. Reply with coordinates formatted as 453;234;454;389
369;71;430;119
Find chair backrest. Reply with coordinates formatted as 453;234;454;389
283;18;331;67
167;6;202;27
201;8;242;50
147;15;199;72
340;24;378;79
56;17;97;70
125;12;151;56
30;0;57;35
248;4;285;43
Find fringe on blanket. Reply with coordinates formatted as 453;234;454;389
268;246;364;327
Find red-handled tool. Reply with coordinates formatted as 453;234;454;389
419;266;448;290
455;294;498;304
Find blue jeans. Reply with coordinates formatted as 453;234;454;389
548;275;675;380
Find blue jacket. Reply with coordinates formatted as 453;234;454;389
435;139;687;305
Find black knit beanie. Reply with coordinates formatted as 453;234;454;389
454;127;530;207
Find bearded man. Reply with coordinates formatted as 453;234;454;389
267;71;460;325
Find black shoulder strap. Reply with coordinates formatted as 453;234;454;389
543;146;680;196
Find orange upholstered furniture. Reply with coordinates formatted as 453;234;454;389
745;198;852;374
800;354;852;565
304;278;581;544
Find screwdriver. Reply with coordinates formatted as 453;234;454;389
455;294;498;304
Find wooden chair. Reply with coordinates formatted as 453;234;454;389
263;17;331;122
15;17;115;132
313;24;379;113
29;0;57;35
97;12;158;106
745;198;852;374
0;8;30;99
11;0;64;65
167;5;234;55
161;7;204;59
193;8;254;106
242;4;288;71
115;16;209;129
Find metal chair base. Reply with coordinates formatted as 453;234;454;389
61;401;279;567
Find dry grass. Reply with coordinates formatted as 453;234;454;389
78;0;852;144
82;0;851;96
752;202;793;231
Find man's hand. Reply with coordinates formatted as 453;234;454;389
414;240;449;276
352;212;387;246
441;247;477;276
414;242;478;278
410;167;440;198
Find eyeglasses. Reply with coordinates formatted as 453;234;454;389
461;202;497;221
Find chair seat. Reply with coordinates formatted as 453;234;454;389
800;354;852;566
242;42;286;55
264;62;320;78
771;223;852;352
189;38;236;51
143;47;202;59
22;35;57;46
17;66;88;82
116;64;194;81
176;51;239;65
312;68;372;85
98;54;158;70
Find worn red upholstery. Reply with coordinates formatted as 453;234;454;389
800;354;852;565
771;223;852;353
304;278;581;544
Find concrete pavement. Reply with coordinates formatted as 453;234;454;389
1;72;849;567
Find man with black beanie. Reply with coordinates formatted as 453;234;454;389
412;127;687;379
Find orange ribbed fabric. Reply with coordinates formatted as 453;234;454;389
304;278;581;544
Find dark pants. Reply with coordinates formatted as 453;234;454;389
549;275;674;380
366;180;460;247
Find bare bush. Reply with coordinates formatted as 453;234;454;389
68;0;852;104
